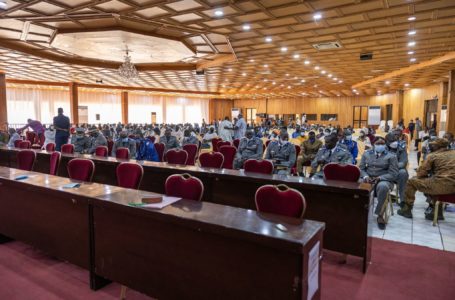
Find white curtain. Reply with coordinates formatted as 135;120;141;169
78;90;122;124
6;87;70;125
128;93;164;124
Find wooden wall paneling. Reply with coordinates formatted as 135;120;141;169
402;84;440;126
446;70;455;134
121;91;128;124
0;73;7;126
437;82;449;132
209;99;234;122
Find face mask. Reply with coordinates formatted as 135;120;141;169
430;135;437;140
279;138;288;145
324;132;330;136
375;145;386;153
345;135;352;141
122;138;129;143
300;132;305;136
389;141;398;149
76;134;84;140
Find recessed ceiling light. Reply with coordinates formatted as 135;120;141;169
333;77;337;81
281;47;288;52
214;10;223;17
408;51;414;55
408;30;416;35
404;83;410;87
314;66;320;70
285;73;289;76
265;36;272;42
338;80;343;83
294;76;298;80
304;60;310;65
242;24;251;31
293;54;300;59
301;79;306;82
353;89;357;92
287;85;291;89
385;81;390;85
408;16;416;21
228;68;232;72
272;82;276;85
328;74;332;77
242;72;246;76
263;64;268;68
408;41;416;47
313;13;322;20
410;58;416;62
321;70;326;74
313;84;318;88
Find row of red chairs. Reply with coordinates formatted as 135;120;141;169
15;149;307;218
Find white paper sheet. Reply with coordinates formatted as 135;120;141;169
142;196;181;209
307;241;320;300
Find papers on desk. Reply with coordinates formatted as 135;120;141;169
62;183;81;189
128;196;181;209
307;241;320;300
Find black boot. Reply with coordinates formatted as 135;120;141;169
425;204;444;221
398;203;413;218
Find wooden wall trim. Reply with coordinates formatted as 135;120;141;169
121;91;128;124
69;82;79;124
0;73;7;126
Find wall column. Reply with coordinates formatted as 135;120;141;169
437;81;448;132
396;90;404;123
121;91;128;124
69;82;79;124
0;72;7;127
447;70;455;134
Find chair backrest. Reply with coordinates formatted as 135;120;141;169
216;141;231;152
255;184;306;218
14;139;23;148
26;131;36;143
16;150;36;171
182;144;198;166
107;140;114;156
219;145;236;169
323;163;361;182
211;138;222;152
116;162;144;189
165;173;204;201
199;152;224;168
244;159;274;174
154;143;165;162
166;149;188;165
95;146;108;157
115;147;130;160
67;158;95;182
45;143;56;152
233;139;240;149
38;134;45;146
18;140;31;149
49;151;61;176
61;144;74;154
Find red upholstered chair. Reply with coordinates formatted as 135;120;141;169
166;149;188;165
323;163;361;182
233;139;240;149
45;143;56;152
216;141;231;152
115;147;130;160
18;140;31;149
211;138;222;152
95;146;108;157
16;150;36;171
290;145;301;175
433;194;455;226
61;144;74;154
107;140;114;156
219;145;236;169
244;159;274;174
165;173;204;201
26;131;36;144
14;139;23;148
116;162;144;189
199;152;224;168
183;144;198;166
67;158;95;182
49;151;61;176
255;184;306;218
154;143;165;162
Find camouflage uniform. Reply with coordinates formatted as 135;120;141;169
297;138;322;173
233;137;263;169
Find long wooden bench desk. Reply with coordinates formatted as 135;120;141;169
0;146;372;272
0;166;325;300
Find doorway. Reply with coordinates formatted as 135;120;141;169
385;104;393;122
353;106;368;128
424;98;438;129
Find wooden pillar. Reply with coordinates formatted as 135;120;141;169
447;70;455;134
437;81;448;132
121;91;128;124
0;72;7;127
396;90;404;124
69;82;79;125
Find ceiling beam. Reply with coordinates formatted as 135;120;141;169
196;54;236;70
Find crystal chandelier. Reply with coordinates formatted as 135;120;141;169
118;49;138;82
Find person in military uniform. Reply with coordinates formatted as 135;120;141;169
310;134;352;177
264;131;296;175
87;127;107;154
181;129;199;146
233;129;263;169
112;130;136;158
339;129;358;164
160;128;180;150
443;132;455;149
71;127;90;153
385;132;409;205
297;131;322;176
398;138;455;219
360;137;399;229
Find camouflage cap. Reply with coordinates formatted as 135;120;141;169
429;138;449;149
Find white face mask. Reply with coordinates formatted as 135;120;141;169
389;141;398;149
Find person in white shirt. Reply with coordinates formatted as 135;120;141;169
219;117;233;142
203;127;218;143
7;128;21;147
43;125;56;149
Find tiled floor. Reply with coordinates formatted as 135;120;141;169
369;148;455;251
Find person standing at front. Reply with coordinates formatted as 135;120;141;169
53;107;70;151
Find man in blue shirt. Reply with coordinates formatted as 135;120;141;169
53;107;70;151
339;129;358;164
234;114;247;140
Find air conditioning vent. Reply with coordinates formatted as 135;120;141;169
312;41;342;50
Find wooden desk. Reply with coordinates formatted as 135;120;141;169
0;166;325;299
0;146;372;272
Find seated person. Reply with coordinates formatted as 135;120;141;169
297;131;322;176
398;138;455;220
71;127;90;153
7;128;21;147
43;125;55;149
181;129;199;146
385;132;409;206
87;127;107;154
160;128;180;151
339;129;358;164
264;131;296;175
201;126;218;148
152;128;161;143
0;129;10;146
233;129;263;169
359;137;399;229
112;130;136;158
444;132;454;150
310;134;352;177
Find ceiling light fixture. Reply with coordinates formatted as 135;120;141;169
293;54;300;59
313;13;322;20
385;81;390;85
265;36;272;42
242;24;251;31
408;41;416;47
281;47;288;52
408;30;416;35
328;74;332;77
242;72;246;76
404;83;410;87
410;58;416;62
0;0;7;10
314;66;320;70
118;49;138;82
338;80;343;83
301;79;306;82
214;10;223;17
408;16;416;21
304;60;310;65
263;64;268;68
321;70;326;74
408;51;414;55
